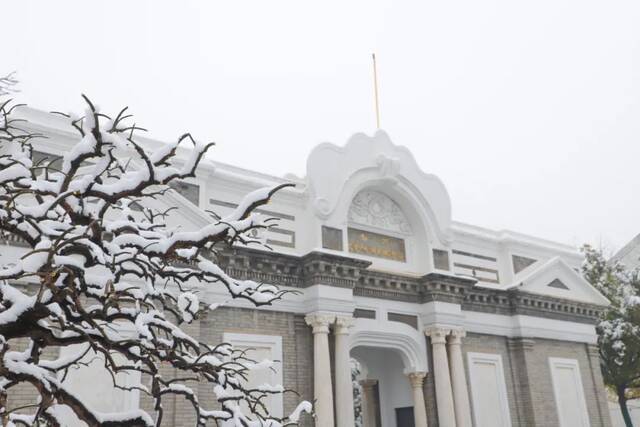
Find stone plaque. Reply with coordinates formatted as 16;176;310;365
347;227;406;262
322;226;343;251
433;249;450;271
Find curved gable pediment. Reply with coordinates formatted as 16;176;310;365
306;130;452;243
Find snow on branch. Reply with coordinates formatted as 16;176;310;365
0;96;311;426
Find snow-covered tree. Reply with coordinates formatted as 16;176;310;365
582;244;640;427
0;94;311;426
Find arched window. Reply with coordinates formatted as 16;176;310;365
347;190;411;262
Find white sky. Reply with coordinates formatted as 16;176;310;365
5;0;640;252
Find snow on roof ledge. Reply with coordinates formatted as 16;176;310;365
12;106;589;257
504;257;609;306
451;221;580;257
12;106;306;195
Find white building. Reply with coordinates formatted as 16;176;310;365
5;108;613;427
612;233;640;270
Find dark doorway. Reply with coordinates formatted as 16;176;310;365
395;407;415;427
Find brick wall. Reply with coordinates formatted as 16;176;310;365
5;307;314;427
6;338;60;412
195;307;315;426
4;315;612;427
461;333;521;425
462;333;612;427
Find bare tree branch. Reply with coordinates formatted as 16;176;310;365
0;96;312;426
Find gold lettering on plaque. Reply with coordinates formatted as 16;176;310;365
347;227;406;262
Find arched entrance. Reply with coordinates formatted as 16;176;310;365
352;346;413;427
350;318;429;427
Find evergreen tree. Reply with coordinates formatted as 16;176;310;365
582;244;640;427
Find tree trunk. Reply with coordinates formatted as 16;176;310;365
617;385;634;427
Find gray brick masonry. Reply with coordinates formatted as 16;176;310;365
4;311;612;427
462;333;612;427
136;307;315;426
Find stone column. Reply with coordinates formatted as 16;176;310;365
447;329;472;427
335;316;356;427
425;327;456;427
360;379;378;427
407;372;429;427
305;313;336;427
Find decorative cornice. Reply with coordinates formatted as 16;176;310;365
216;246;303;288
195;246;602;325
301;251;371;289
507;291;603;323
420;273;475;304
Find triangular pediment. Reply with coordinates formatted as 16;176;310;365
506;257;609;306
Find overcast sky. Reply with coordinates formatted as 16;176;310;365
5;0;640;253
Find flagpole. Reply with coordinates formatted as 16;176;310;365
372;53;381;129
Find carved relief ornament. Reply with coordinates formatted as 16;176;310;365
348;190;411;234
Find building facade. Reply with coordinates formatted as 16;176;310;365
612;233;640;270
5;108;613;427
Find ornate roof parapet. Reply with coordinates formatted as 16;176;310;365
300;251;371;289
508;290;603;323
353;271;475;305
462;287;515;316
216;246;304;288
0;233;29;247
306;131;454;246
355;269;422;301
420;273;476;304
213;246;603;324
462;288;603;323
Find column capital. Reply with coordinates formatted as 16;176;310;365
447;328;466;345
407;371;427;388
305;313;336;334
334;315;355;335
425;326;451;344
